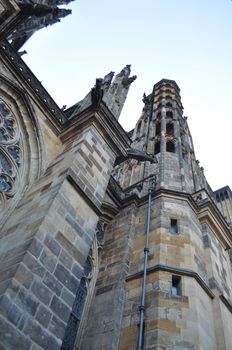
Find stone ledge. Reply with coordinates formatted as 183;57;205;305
126;263;215;299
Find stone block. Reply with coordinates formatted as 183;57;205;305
14;263;34;289
35;304;52;327
31;279;53;305
23;253;46;279
71;262;83;279
15;287;39;316
43;271;63;296
60;287;75;308
0;315;31;350
24;318;60;350
28;238;43;258
50;295;70;322
48;314;66;340
44;233;61;257
59;249;73;269
39;247;57;273
54;263;79;294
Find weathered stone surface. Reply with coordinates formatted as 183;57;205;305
0;315;31;350
35;304;52;327
24;318;61;350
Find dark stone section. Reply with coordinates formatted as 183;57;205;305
59;249;73;269
43;271;63;296
15;287;39;316
54;263;79;294
14;264;34;289
31;280;53;305
0;294;22;326
71;263;83;279
23;253;46;279
49;315;66;340
44;234;62;257
39;247;57;273
29;238;44;258
50;295;70;322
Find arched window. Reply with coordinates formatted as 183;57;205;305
166;102;172;108
166;122;174;136
166;141;175;153
156;122;161;136
166;111;173;118
61;271;89;350
220;193;225;201
225;191;229;199
0;100;22;197
154;140;160;154
61;223;105;350
216;194;220;202
157;111;161;119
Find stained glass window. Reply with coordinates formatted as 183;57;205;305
0;99;22;198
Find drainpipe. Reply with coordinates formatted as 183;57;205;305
137;175;156;350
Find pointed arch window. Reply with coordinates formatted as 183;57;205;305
166;122;174;136
154;140;160;154
156;122;161;136
61;223;105;350
166;111;173;118
166;141;175;153
0;100;22;197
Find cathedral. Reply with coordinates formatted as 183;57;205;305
1;2;232;350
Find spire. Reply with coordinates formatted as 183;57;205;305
6;1;72;50
66;66;136;120
114;79;213;196
103;65;137;120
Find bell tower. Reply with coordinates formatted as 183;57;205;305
117;79;211;197
81;79;232;350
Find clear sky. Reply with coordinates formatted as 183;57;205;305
23;0;232;191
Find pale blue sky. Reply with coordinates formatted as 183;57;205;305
23;0;232;190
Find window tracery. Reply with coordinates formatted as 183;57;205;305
61;221;105;350
0;99;22;199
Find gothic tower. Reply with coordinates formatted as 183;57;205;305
81;80;232;350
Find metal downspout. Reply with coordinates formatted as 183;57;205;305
137;175;156;350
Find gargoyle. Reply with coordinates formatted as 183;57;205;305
115;148;158;165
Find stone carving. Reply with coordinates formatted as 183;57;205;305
103;65;137;119
115;147;157;165
91;78;104;109
0;99;22;198
68;66;136;120
0;42;67;124
8;1;72;50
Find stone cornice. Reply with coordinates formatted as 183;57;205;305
126;263;215;300
60;104;131;157
105;185;232;248
0;40;68;129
